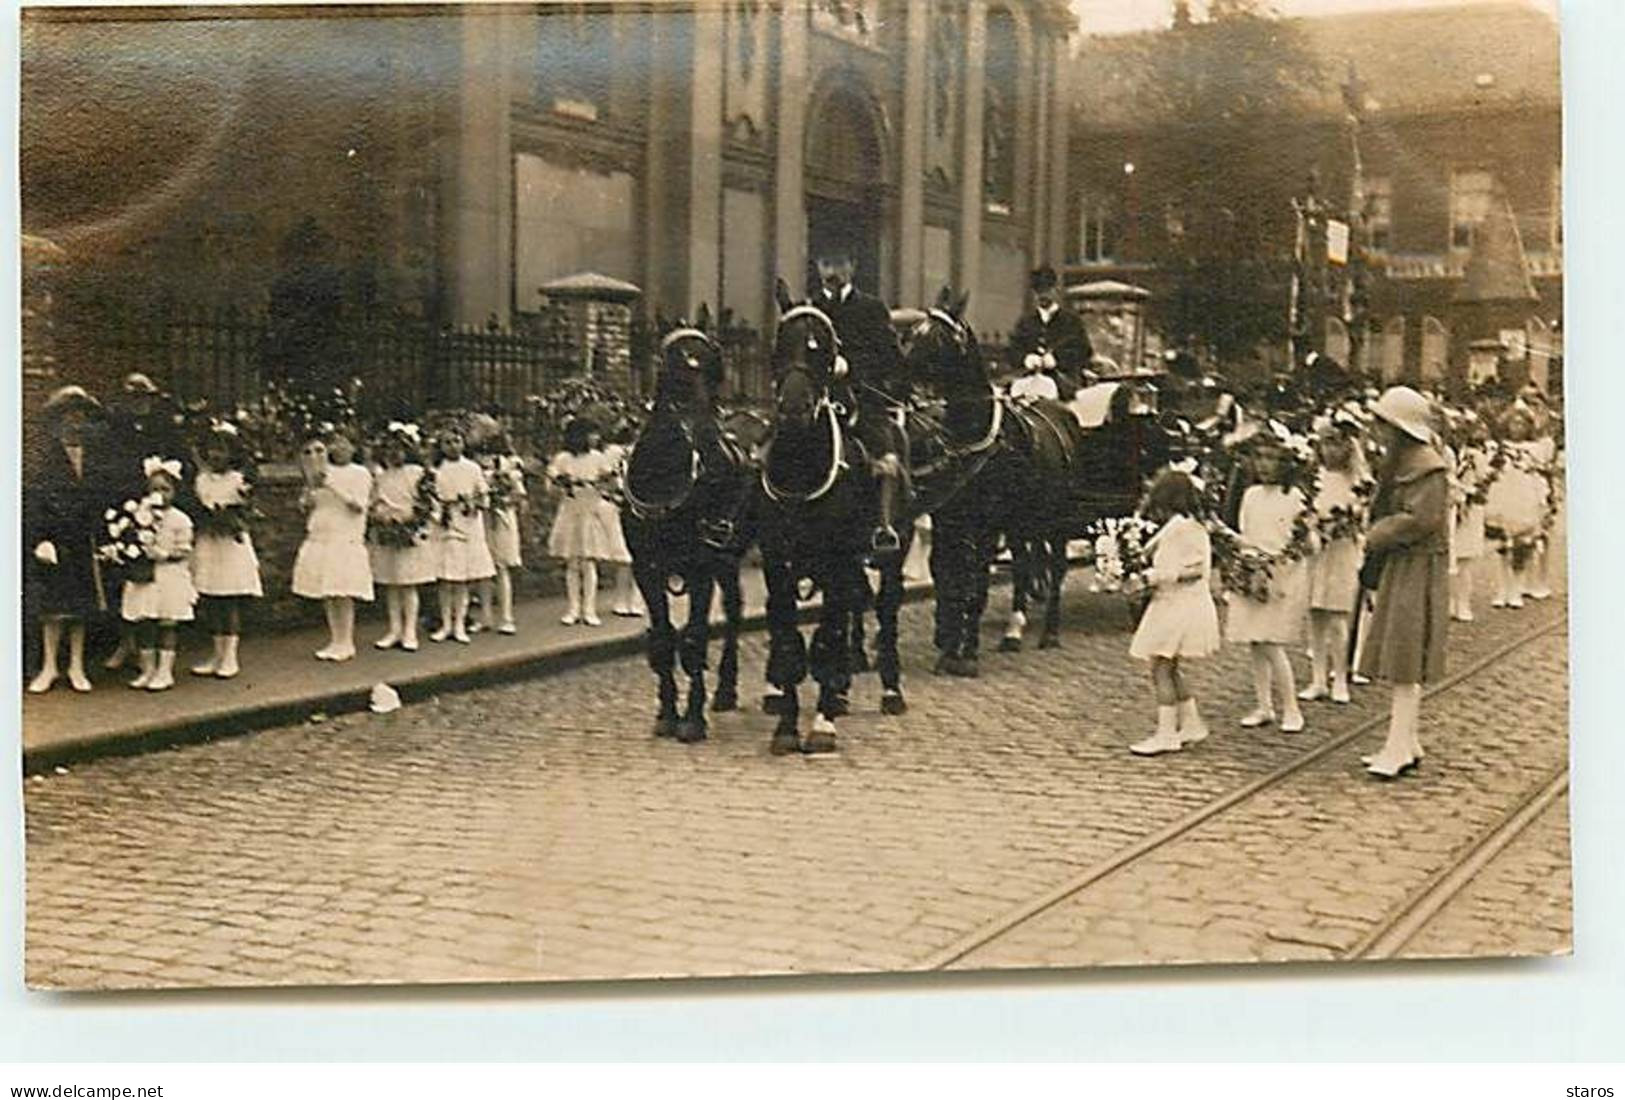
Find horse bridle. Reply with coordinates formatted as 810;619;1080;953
762;307;850;504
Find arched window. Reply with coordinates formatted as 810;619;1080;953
1381;316;1406;382
982;8;1019;212
1421;316;1449;382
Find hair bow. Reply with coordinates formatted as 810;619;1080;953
142;456;182;480
210;418;240;437
387;420;421;442
1168;457;1205;493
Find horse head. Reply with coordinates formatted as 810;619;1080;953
770;278;844;427
655;304;725;416
902;286;981;392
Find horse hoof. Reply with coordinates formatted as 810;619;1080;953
1038;634;1061;650
761;692;788;715
711;691;738;713
801;730;838;755
825;696;851;718
653;717;679;739
881;692;907;716
950;658;980;679
997;637;1022;653
770;729;801;756
676;721;708;744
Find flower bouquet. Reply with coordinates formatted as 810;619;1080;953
97;493;166;583
196;479;261;544
370;474;436;550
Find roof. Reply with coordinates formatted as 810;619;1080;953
538;271;643;300
1075;3;1560;129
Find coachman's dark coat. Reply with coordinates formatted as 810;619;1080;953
1358;444;1451;685
817;284;906;456
1007;305;1093;396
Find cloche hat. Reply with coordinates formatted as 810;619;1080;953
1371;386;1435;445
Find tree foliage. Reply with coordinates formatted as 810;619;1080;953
1116;1;1325;366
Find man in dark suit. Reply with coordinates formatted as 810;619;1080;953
814;241;908;553
1007;265;1093;400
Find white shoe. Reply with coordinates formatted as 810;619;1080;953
1365;751;1417;778
67;668;93;693
1239;709;1275;729
1352;673;1372;686
145;651;176;692
401;635;420;652
583;612;602;627
1491;597;1508;609
452;628;471;645
315;646;338;661
560;611;580;626
216;637;241;679
374;632;401;650
191;649;221;676
1130;730;1185;756
1178;724;1210;746
1526;587;1552;601
1452;610;1475;623
1330;682;1352;705
1298;684;1328;702
1280;710;1307;734
498;620;517;635
129;650;157;689
27;668;58;694
102;643;131;671
1507;596;1525;609
429;625;452;643
327;645;356;663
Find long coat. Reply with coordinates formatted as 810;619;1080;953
1358;445;1451;685
25;434;110;618
818;284;906;454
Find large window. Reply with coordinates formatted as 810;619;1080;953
1364;176;1392;252
1450;169;1495;251
1078;200;1118;263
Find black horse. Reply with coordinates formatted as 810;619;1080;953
1000;375;1179;650
757;281;905;756
901;290;1087;673
621;312;754;744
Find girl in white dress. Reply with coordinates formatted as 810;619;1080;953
1449;413;1490;622
547;418;614;626
121;459;197;692
1484;406;1549;610
430;427;495;644
1300;423;1366;705
368;423;435;652
1225;440;1312;733
291;431;374;661
1128;470;1221;756
477;432;528;634
189;426;262;679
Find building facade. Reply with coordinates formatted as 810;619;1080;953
23;2;1075;360
1064;3;1562;387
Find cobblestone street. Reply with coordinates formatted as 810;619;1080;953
24;569;1570;990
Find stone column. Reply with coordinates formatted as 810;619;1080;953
773;1;809;298
686;5;725;314
1047;34;1072;265
955;0;987;303
1029;38;1050;261
448;7;514;325
897;0;930;307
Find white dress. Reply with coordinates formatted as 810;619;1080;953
1225;484;1310;644
1484;440;1550;543
432;457;496;582
593;445;632;565
546;450;614;560
291;463;375;601
1130;515;1221;660
122;506;198;623
1453;446;1488;561
1306;470;1362;614
482;454;528;570
191;470;263;597
368;464;437;586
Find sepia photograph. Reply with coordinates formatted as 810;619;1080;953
18;0;1568;992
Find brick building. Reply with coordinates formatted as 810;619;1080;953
1064;2;1562;388
22;1;1076;385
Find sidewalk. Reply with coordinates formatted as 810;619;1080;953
21;564;935;771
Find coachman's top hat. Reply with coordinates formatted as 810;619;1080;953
1030;265;1059;293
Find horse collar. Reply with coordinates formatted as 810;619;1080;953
779;304;842;350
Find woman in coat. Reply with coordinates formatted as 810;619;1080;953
1358;386;1452;778
26;386;110;693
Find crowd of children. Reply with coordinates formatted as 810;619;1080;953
27;389;641;696
1118;380;1563;777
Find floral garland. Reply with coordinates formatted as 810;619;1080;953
1207;494;1318;604
97;493;167;582
1313;473;1376;545
480;454;525;515
369;471;436;550
1091;515;1159;589
195;481;262;544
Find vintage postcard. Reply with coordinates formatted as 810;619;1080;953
20;0;1568;990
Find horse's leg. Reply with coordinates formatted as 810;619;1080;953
1001;536;1029;653
763;549;806;755
760;548;794;716
711;559;742;713
953;526;996;677
876;533;908;716
637;560;679;738
676;572;715;744
849;578;872;674
1039;536;1068;649
928;511;961;672
805;559;854;754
